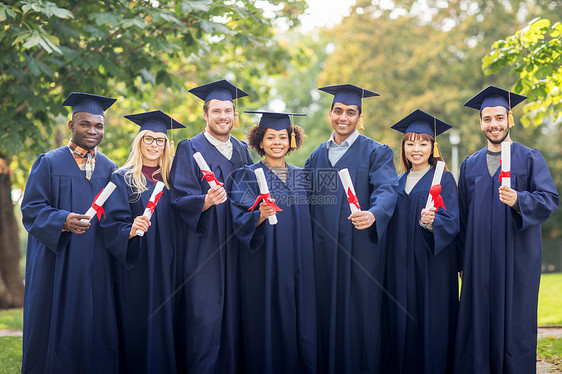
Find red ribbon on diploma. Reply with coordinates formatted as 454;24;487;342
429;184;446;212
201;170;223;186
498;160;510;182
92;189;105;220
146;191;163;214
248;192;283;213
346;187;361;210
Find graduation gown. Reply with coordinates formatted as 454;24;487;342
305;135;398;374
454;142;559;374
229;162;317;374
21;146;118;374
101;169;179;374
169;132;253;374
384;168;459;374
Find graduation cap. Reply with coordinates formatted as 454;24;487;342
245;111;306;148
62;92;117;116
318;84;379;130
124;110;185;134
464;85;526;127
189;79;249;127
391;109;452;158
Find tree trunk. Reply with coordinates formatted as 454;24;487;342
0;154;25;308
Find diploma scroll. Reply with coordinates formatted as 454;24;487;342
254;168;278;225
424;161;446;211
193;152;226;203
136;181;165;237
81;181;117;222
338;168;360;214
500;141;511;188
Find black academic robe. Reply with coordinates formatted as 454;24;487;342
384;168;459;374
229;162;317;374
305;135;398;374
454;142;559;374
101;169;179;374
169;132;253;374
21;146;118;374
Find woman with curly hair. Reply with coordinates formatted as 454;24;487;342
229;111;317;374
101;110;184;374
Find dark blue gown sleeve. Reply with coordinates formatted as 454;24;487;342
229;166;265;253
100;172;141;269
456;160;469;271
169;140;208;234
367;144;399;243
512;149;559;232
421;171;460;256
21;154;71;253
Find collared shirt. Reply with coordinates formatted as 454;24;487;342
67;141;96;180
326;130;360;166
204;130;233;160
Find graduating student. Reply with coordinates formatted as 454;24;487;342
229;111;317;374
454;86;559;374
21;92;119;373
305;84;398;373
169;80;253;374
385;110;459;374
101;110;185;374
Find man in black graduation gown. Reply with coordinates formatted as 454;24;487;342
21;92;119;373
454;86;559;374
305;84;398;373
169;80;253;374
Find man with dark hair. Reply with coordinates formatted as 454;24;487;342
21;92;119;373
169;80;253;374
305;84;398;373
454;86;559;374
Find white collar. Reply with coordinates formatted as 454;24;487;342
204;131;232;147
327;130;360;148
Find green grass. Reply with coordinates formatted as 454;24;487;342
0;336;22;374
538;273;562;326
538;337;562;370
0;308;22;330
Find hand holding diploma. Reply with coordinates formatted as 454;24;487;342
498;141;517;207
64;213;91;234
338;169;361;213
249;168;282;225
80;181;117;223
424;161;446;212
135;181;165;237
194;152;227;205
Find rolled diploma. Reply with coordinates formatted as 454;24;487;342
501;141;511;188
193;152;226;203
136;181;165;237
81;181;117;222
254;168;277;225
424;161;446;211
338;168;360;213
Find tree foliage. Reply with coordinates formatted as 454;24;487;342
483;18;562;127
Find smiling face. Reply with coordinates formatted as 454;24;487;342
329;102;360;144
402;132;432;171
68;112;105;150
140;130;166;167
480;105;510;150
260;128;289;164
203;99;235;142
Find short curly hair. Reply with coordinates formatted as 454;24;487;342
246;125;305;157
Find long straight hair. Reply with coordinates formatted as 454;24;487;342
400;132;448;173
119;130;171;196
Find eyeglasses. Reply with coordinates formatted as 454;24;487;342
142;135;167;147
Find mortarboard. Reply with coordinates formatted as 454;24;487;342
318;84;379;130
189;79;249;103
124;110;185;134
391;109;452;158
245;111;306;148
464;85;526;127
62;92;117;116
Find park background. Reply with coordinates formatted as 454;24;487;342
0;0;561;371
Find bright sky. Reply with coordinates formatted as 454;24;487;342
299;0;356;32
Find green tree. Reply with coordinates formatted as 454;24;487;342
482;18;562;127
0;0;306;308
